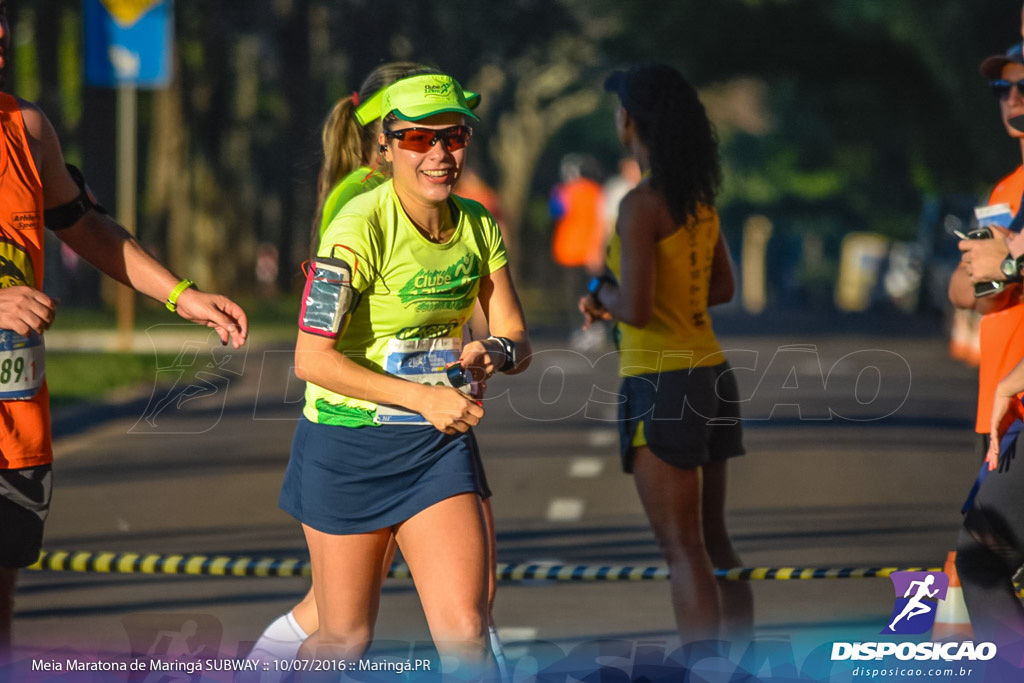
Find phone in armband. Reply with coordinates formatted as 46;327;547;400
299;257;360;338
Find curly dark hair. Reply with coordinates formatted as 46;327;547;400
606;64;722;226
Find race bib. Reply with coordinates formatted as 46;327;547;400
0;330;45;400
374;337;465;425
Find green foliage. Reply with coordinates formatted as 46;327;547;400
58;7;81;130
12;7;39;102
602;0;1017;230
46;352;180;407
53;293;298;338
10;0;1024;306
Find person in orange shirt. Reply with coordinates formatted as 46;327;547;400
551;154;607;346
550;155;605;274
950;43;1024;460
0;0;247;659
954;40;1024;651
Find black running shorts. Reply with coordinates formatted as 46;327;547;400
0;464;52;568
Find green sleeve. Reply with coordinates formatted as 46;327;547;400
318;167;387;240
319;210;381;293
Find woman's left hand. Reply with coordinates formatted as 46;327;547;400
579;294;612;330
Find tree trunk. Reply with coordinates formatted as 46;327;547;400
488;46;601;282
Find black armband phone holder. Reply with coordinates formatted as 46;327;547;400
299;256;360;338
44;164;108;231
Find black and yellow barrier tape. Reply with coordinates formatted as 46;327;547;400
27;550;311;578
714;566;939;581
25;550;941;582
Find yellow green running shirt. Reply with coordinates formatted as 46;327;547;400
304;179;508;427
318;166;387;240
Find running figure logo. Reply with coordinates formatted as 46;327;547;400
882;571;949;635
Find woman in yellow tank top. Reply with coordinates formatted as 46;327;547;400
580;63;752;645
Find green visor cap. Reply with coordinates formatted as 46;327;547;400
354;83;480;125
376;74;480;123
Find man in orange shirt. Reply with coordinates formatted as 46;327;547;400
950;43;1024;450
0;0;247;658
952;40;1024;648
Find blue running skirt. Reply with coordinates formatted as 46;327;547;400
279;417;478;534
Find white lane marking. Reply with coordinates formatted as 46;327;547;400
569;457;604;478
501;627;541;658
586;428;618;448
546;498;585;521
498;626;539;642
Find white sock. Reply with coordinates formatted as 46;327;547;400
247;611;308;663
283;611;309;640
489;625;509;682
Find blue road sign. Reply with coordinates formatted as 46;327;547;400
84;0;173;88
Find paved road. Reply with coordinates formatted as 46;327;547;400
8;317;983;679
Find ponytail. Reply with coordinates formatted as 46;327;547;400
316;96;376;209
310;95;380;255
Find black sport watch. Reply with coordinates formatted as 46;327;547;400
1000;255;1024;282
488;335;517;373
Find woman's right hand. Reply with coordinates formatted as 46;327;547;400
415;384;484;435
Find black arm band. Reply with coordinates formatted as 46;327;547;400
587;273;616;304
489;335;517;373
44;164;108;231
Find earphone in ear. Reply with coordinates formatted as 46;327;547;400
379;144;387;153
